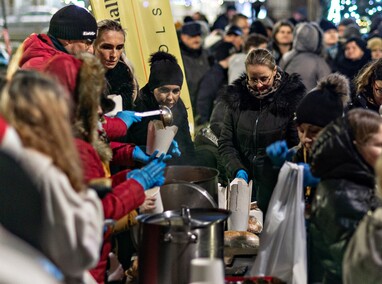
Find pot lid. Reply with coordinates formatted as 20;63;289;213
138;207;230;229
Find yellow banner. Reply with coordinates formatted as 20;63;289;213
90;0;194;136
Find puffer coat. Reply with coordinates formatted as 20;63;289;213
309;116;380;283
218;70;305;214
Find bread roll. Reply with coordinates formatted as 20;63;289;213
224;231;259;248
247;215;263;234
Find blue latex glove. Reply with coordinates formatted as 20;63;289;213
266;140;296;168
126;159;166;190
169;139;181;157
133;146;173;163
235;169;248;183
132;147;159;164
116;111;142;128
299;163;320;187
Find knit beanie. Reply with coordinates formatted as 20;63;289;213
346;37;368;52
48;5;97;41
319;19;337;32
147;52;183;92
296;73;350;127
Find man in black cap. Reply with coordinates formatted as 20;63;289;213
18;4;97;71
179;22;211;116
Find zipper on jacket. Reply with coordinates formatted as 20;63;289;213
252;100;262;169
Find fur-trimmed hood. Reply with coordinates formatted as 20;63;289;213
44;52;112;163
222;68;306;117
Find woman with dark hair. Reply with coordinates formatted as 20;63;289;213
126;51;194;165
218;48;305;215
348;58;382;113
309;109;382;283
268;20;294;64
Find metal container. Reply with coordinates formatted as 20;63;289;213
136;207;230;284
164;166;219;202
160;182;217;211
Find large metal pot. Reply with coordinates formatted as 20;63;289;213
136;207;230;284
164;166;219;202
160;182;217;211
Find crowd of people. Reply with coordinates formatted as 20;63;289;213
1;2;382;284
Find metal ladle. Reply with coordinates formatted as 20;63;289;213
135;105;173;126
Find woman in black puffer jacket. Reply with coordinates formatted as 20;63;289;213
218;48;305;215
309;109;382;283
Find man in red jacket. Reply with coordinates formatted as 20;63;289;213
18;4;97;71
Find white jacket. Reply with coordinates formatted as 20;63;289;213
20;148;104;283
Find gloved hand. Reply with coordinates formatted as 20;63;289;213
299;163;320;188
132;147;159;164
169;139;181;157
133;146;173;164
235;169;248;183
127;159;166;190
116;110;142;128
266;140;296;168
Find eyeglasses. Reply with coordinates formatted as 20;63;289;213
157;87;181;96
247;74;273;86
374;83;382;95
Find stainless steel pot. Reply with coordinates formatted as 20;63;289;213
160;182;217;211
164;166;219;202
136;207;230;284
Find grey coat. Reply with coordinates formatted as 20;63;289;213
280;22;331;92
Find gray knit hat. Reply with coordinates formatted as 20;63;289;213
48;5;97;41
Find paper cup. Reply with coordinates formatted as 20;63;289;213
227;180;250;231
146;122;178;157
189;258;225;284
144;186;163;214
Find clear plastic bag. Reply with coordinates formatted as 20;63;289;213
250;162;307;284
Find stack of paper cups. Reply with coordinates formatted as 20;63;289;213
227;179;251;231
189;258;225;284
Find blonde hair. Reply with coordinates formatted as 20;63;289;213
367;37;382;51
245;48;276;70
0;70;84;192
348;108;382;145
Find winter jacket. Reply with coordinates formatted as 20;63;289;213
280;22;331;91
309;116;379;284
126;84;195;165
343;207;382;284
19;34;66;71
337;48;371;84
218;71;305;214
347;87;380;113
179;41;211;114
75;139;145;283
19;148;104;283
196;63;228;124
